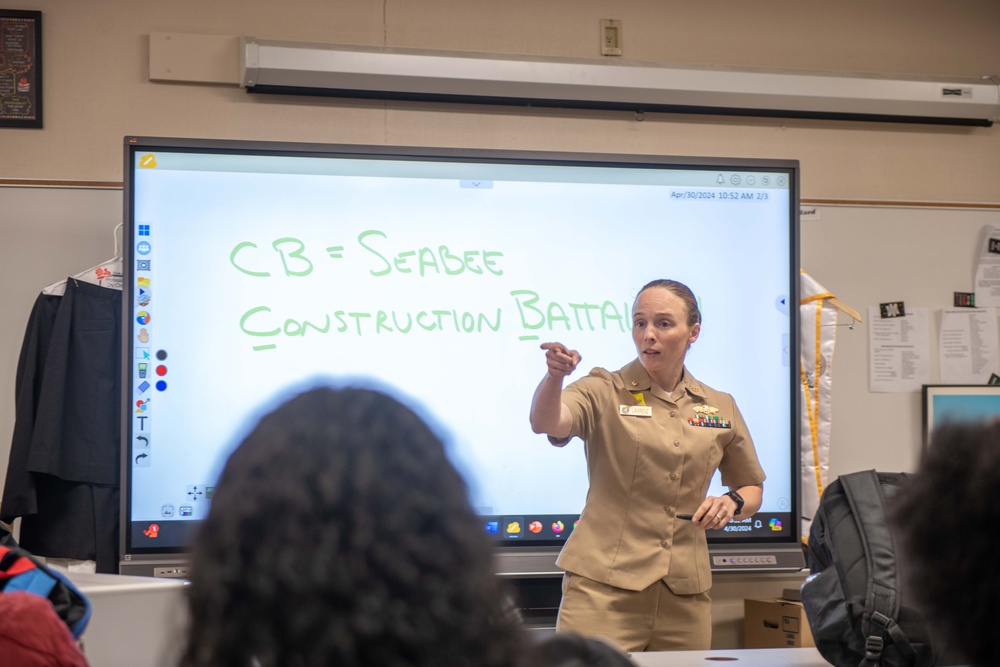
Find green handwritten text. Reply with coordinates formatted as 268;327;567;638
230;238;314;277
510;290;628;334
358;229;504;277
240;305;502;350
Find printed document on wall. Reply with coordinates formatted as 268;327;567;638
939;308;999;383
974;225;1000;308
868;307;930;393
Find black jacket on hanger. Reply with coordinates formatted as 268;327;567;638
1;292;61;520
2;279;121;573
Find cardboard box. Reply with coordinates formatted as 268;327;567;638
744;597;815;648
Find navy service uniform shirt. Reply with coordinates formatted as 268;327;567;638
552;360;765;594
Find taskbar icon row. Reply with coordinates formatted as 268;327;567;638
482;512;794;542
483;514;579;541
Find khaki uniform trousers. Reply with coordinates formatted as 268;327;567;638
556;571;712;652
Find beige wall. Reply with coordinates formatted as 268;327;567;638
1;0;1000;650
1;0;999;203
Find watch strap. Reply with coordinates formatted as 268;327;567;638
725;490;745;515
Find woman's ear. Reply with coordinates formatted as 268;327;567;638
688;322;701;345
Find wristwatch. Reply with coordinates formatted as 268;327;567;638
725;490;745;516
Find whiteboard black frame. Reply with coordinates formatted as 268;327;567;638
118;136;804;576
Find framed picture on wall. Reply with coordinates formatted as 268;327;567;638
922;384;1000;448
0;9;42;128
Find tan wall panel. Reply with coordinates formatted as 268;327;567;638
0;0;997;203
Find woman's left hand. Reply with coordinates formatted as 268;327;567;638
691;495;735;530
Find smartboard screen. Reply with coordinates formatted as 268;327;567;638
121;138;801;572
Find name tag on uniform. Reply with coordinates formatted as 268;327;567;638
620;405;652;417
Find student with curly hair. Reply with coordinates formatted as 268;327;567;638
179;386;527;667
890;420;1000;667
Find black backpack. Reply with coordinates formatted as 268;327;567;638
801;470;939;667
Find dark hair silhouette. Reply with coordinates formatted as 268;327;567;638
180;386;524;667
523;632;636;667
889;420;1000;667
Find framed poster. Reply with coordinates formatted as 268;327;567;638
0;9;41;128
922;384;1000;447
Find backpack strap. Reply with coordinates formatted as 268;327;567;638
839;471;916;667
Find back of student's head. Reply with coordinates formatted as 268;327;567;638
890;420;1000;667
524;633;637;667
180;386;524;667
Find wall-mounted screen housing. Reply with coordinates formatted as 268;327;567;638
120;137;804;577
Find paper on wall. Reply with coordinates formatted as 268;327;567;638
974;225;1000;308
938;307;1000;383
868;307;930;393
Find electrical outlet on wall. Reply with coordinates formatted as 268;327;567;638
600;19;622;56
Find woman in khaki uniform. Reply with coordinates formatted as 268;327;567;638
529;279;765;652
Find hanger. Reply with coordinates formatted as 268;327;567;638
42;223;124;296
812;296;862;330
826;297;862;324
800;274;863;330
